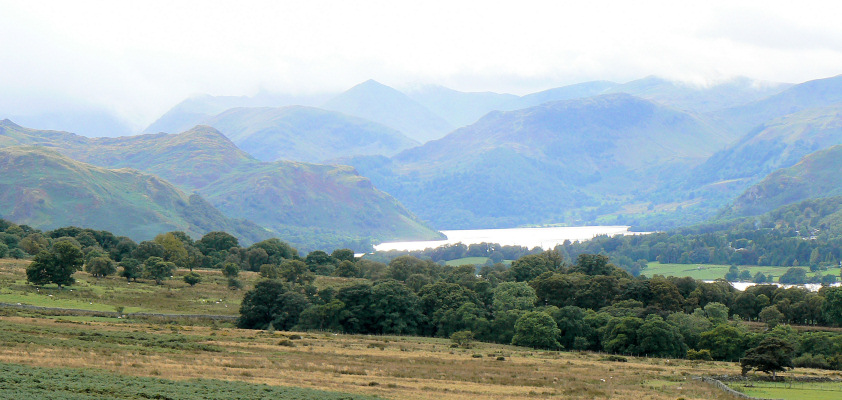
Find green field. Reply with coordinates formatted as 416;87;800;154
729;380;842;400
445;257;489;266
644;262;841;281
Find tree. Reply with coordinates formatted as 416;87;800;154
132;241;165;262
779;268;807;284
509;250;562;281
331;248;355;263
183;272;202;286
334;260;361;278
222;262;239;279
699;324;749;361
450;330;474;348
238;280;288;329
26;241;84;289
279;260;315;285
369;280;423;335
821;286;842;326
259;263;280;279
759;306;785;328
197;231;239;254
154;233;189;269
741;337;794;378
492;281;538;313
119;258;142;282
249;238;297;264
511;311;561;349
143;256;176;285
85;256;116;278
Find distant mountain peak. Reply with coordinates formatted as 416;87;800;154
0;119;22;129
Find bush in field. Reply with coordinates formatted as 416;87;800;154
183;272;202;286
451;330;474;348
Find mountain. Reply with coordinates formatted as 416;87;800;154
406;85;518;127
725;144;842;217
691;104;842;189
322;80;454;143
712;74;842;137
346;94;729;229
144;91;333;134
202;106;418;163
0;120;441;250
0;146;270;243
609;76;790;114
10;108;134;138
503;81;618;111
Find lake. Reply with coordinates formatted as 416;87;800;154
374;226;636;252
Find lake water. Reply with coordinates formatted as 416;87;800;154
374;226;635;252
707;281;840;292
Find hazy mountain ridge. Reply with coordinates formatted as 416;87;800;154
202;106;418;163
322;80;454;143
347;94;730;229
692;104;842;188
0;146;271;243
143;92;333;135
711;74;842;138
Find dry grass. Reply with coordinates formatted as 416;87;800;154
4;315;834;400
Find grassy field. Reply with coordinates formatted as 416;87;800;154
644;262;841;281
0;361;378;400
0;312;772;400
0;258;362;316
2;257;841;399
445;257;489;266
728;380;842;400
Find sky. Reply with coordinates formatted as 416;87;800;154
2;0;842;131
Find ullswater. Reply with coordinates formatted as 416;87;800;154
374;225;636;252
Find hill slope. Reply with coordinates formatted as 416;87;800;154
712;74;842;137
691;104;842;189
203;106;418;163
0;146;270;243
143;92;332;134
347;94;728;228
725;144;842;217
406;85;518;127
0;120;442;249
322;80;454;143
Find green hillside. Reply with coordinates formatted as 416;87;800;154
0;120;441;249
204;106;418;162
725;144;842;217
691;105;842;190
0;146;270;243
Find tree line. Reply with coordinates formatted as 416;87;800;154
238;250;842;372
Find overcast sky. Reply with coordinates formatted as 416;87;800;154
2;0;842;130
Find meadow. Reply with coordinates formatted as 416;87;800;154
727;380;842;400
2;258;841;399
644;262;841;281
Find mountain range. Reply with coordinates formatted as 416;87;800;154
0;146;270;243
5;72;842;246
0;120;441;250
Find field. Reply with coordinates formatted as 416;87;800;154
0;313;755;400
644;262;841;281
0;259;360;316
1;258;841;399
727;380;842;400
